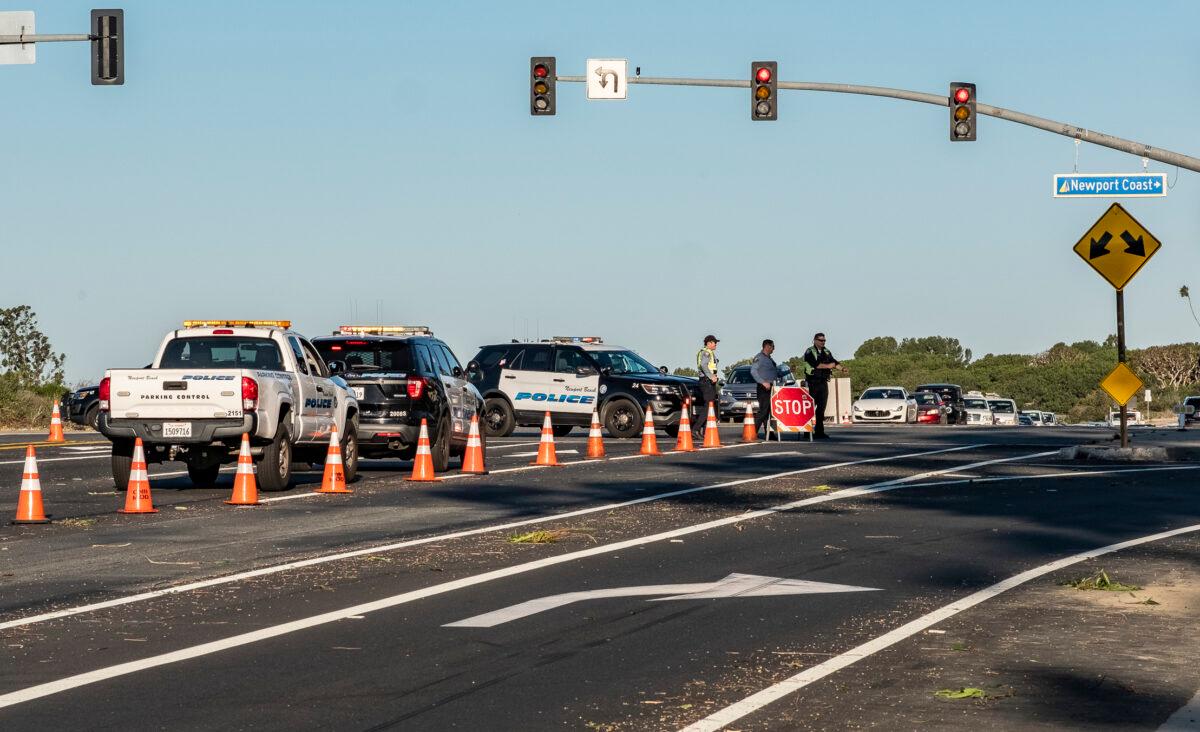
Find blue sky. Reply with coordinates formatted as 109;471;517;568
3;1;1198;383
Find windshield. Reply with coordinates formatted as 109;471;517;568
314;340;414;372
591;349;659;375
160;337;284;370
964;398;989;409
913;393;939;405
862;388;905;400
728;369;755;384
987;400;1016;413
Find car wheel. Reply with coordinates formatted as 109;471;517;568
187;462;221;488
111;439;134;490
552;425;573;438
257;423;293;492
85;405;100;431
432;416;451;473
481;398;515;438
602;399;643;439
341;421;359;483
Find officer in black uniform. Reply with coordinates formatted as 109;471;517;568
802;332;846;439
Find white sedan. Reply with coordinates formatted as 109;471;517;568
852;387;916;423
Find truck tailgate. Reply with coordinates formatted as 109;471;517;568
108;369;245;420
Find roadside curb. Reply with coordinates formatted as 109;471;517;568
1059;444;1200;462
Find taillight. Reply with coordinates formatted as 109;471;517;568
241;376;259;412
99;377;111;412
407;376;426;400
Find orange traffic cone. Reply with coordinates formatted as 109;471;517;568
675;399;695;452
407;419;441;482
585;409;606;459
742;403;759;442
46;401;66;443
12;446;49;524
702;401;722;448
225;433;261;506
639;406;661;455
461;414;488;475
531;411;561;466
118;438;158;514
318;424;352;493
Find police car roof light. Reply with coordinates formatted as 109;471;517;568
337;325;433;336
547;336;603;344
183;320;292;329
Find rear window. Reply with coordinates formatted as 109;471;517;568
314;340;414;372
160;337;284;370
919;385;961;401
913;393;939;405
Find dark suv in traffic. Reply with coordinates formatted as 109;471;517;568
915;383;966;425
312;327;483;472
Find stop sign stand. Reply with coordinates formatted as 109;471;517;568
766;385;816;442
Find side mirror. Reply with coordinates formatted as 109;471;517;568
466;360;480;373
451;365;464;378
659;365;669;374
327;360;345;375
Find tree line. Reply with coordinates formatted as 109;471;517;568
676;335;1200;421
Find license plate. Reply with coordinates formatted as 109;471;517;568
352;387;365;400
163;422;192;438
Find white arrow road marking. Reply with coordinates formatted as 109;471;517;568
444;573;878;628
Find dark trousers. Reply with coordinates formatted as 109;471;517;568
809;379;829;436
696;378;719;433
756;384;772;435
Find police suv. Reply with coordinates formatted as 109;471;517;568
98;320;359;491
468;337;699;439
311;326;483;472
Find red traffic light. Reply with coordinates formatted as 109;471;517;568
953;87;971;104
533;64;549;79
755;67;772;83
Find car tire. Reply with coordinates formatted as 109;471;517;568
552;425;573;438
482;398;515;438
341;421;359;484
257;423;293;492
602;399;643;439
432;416;451;473
85;405;100;431
111;439;134;490
187;462;221;488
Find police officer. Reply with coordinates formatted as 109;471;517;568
802;332;846;439
750;339;779;437
695;335;720;434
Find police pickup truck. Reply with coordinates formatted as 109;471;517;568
98;320;359;491
468;337;699;439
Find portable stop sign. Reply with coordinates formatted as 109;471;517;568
768;386;816;441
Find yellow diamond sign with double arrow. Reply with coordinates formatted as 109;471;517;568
1073;203;1161;290
1100;362;1144;406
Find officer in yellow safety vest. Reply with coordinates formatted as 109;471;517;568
694;335;721;437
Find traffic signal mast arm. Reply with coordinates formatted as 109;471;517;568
554;74;1200;174
0;34;93;42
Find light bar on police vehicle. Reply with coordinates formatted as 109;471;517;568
183;320;292;329
336;325;434;336
547;336;604;344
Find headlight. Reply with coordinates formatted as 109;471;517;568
720;389;732;397
853;404;862;412
637;384;674;395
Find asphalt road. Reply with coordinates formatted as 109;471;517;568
1;425;1197;730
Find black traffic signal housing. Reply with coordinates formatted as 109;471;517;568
91;9;124;85
530;57;555;115
950;82;976;141
751;61;777;121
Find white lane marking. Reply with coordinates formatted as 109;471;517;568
0;444;985;632
0;454;107;466
445;573;878;628
679;523;1200;732
486;441;544;450
0;447;1038;707
1160;688;1200;730
505;449;579;458
62;446;109;453
903;464;1200;490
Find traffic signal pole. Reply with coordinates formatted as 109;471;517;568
555;75;1200;174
